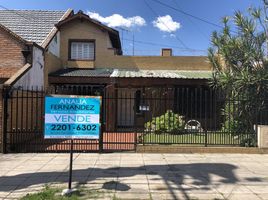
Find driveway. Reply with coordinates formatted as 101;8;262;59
0;153;268;200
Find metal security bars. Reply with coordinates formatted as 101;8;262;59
2;85;267;153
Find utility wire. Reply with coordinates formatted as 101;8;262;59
0;5;32;21
152;0;239;35
122;38;206;52
150;0;223;29
0;3;207;54
143;0;190;50
0;4;60;21
123;48;205;53
172;0;210;40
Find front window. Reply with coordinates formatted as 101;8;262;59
69;40;95;60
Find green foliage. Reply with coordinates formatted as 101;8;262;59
221;102;247;134
20;185;103;200
240;136;257;147
208;1;268;134
144;110;185;134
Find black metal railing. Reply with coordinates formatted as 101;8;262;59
2;85;267;153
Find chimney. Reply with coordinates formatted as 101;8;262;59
161;48;172;56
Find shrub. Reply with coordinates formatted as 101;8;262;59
221;101;255;135
144;110;185;134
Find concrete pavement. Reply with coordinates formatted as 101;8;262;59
0;153;268;199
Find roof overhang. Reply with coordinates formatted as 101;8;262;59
3;63;32;87
0;24;44;50
48;68;211;86
0;23;27;44
49;68;212;79
55;10;122;52
42;8;73;48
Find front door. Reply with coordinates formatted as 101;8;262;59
117;89;137;127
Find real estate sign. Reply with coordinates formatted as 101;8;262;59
44;95;101;139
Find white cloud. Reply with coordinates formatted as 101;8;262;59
153;15;181;33
87;11;146;29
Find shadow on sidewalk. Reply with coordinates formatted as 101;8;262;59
0;163;263;199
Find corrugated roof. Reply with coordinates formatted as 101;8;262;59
0;10;66;45
111;69;212;79
50;68;113;77
50;68;212;79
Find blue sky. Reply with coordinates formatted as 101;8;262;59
0;0;263;56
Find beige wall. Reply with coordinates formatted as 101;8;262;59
46;18;211;77
96;55;211;70
59;19;115;68
44;52;62;87
258;125;268;148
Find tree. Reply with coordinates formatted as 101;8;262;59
208;0;268;137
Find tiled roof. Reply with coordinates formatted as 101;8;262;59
50;68;212;79
0;10;66;45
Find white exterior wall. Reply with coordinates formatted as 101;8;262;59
14;46;44;89
48;32;60;57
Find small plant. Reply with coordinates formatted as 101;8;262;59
144;110;185;134
20;185;104;200
240;135;257;147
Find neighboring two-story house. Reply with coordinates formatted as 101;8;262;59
0;9;213;148
0;9;72;87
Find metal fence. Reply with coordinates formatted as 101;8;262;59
2;85;268;153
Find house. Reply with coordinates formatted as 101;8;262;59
45;10;213;131
0;9;214;152
0;9;72;87
0;9;72;151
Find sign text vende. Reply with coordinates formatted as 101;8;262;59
44;95;101;139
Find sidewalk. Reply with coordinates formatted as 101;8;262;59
0;153;268;200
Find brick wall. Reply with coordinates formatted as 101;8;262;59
0;89;2;152
0;28;26;78
0;29;27;152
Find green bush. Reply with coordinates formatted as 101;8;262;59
240;137;257;147
221;101;254;135
221;103;242;134
144;110;185;134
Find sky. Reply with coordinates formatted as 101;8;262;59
0;0;264;56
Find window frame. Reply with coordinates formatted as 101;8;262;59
68;39;96;61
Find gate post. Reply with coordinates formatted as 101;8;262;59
99;94;104;153
2;86;10;154
99;124;104;153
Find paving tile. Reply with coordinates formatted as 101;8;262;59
1;177;28;186
151;191;186;200
114;191;151;200
186;193;225;200
119;178;149;184
246;185;268;194
87;178;118;184
2;153;268;200
226;193;262;200
258;193;268;200
0;191;12;199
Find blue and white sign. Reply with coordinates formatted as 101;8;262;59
44;95;101;139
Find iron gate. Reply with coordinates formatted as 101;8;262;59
2;85;267;153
